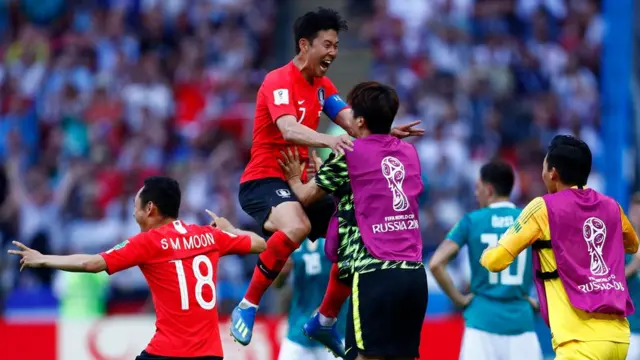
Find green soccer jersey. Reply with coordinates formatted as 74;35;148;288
287;238;347;346
446;202;535;335
315;153;424;280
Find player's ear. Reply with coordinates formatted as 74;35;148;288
299;38;309;53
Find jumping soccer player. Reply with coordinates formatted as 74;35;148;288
278;81;427;360
481;135;639;359
233;6;423;350
275;237;346;360
8;176;266;360
429;161;543;360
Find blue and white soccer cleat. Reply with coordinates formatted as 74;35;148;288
230;306;257;346
303;312;346;358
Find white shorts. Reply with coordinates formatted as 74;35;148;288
628;334;640;360
460;327;543;360
278;338;337;360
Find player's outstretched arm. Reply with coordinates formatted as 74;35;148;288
8;241;106;273
481;197;545;272
276;116;353;155
429;240;473;308
278;147;327;206
333;108;425;139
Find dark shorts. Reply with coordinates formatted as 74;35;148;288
345;268;428;360
238;178;335;240
135;351;222;360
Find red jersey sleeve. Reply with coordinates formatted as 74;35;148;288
211;227;252;256
99;232;156;274
323;77;339;98
261;74;297;123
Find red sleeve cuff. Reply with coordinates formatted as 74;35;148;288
98;253;114;275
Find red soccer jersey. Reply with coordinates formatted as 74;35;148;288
99;220;252;358
240;61;342;183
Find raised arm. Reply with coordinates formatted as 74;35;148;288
321;80;424;139
333;108;424;139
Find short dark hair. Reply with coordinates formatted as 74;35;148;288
546;135;592;187
293;7;348;54
139;176;181;218
347;81;399;134
480;161;515;197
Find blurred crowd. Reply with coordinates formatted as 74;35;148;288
361;0;605;251
0;0;275;315
0;0;608;317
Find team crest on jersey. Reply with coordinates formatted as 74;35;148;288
106;240;129;254
317;88;325;106
275;189;291;198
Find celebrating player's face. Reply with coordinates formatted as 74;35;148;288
307;29;339;77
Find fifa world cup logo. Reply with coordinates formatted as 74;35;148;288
381;156;409;212
583;217;609;276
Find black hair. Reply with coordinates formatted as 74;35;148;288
480;161;515;197
293;7;348;54
347;81;399;134
139;176;181;218
546;135;592;187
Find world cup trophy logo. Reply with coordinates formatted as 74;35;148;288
381;156;409;212
583;217;608;276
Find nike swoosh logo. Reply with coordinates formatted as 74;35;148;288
298;100;305;104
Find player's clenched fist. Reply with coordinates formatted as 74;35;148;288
325;134;353;155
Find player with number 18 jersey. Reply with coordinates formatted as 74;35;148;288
100;220;252;359
7;176;266;360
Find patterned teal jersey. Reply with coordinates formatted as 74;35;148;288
286;238;347;346
446;202;535;335
315;153;424;279
625;254;640;333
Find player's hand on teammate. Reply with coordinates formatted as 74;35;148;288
325;134;353;155
307;150;323;177
526;296;540;313
455;293;474;309
278;147;305;180
7;241;45;271
390;120;425;139
205;209;235;232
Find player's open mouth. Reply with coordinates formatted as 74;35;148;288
320;60;332;71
